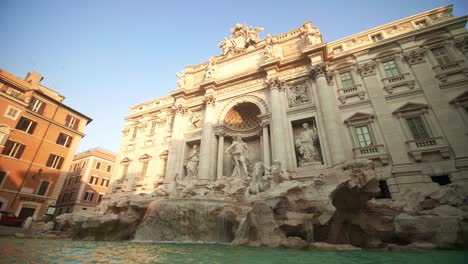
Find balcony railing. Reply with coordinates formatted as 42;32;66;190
337;84;365;104
406;136;451;161
440;61;461;71
352;144;389;165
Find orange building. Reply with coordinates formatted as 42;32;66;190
56;148;116;214
0;69;92;220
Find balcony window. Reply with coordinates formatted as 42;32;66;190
339;71;354;89
354;125;373;147
406;116;430;140
382;60;400;77
46;154;64;169
56;133;73;148
65;115;80;130
431;47;452;66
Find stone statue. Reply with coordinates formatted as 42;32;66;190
176;72;185;89
264;35;275;59
185;145;200;178
225;135;249;177
219;23;264;55
205;58;215;80
265;161;290;188
301;23;322;46
295;123;320;166
248;162;266;195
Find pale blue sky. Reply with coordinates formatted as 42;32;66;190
1;0;467;153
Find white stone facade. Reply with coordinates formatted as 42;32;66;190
108;6;468;199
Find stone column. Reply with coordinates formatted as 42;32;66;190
198;95;216;184
164;105;187;189
311;63;346;164
260;120;271;168
267;77;288;167
216;130;224;180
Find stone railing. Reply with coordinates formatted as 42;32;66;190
382;73;415;94
352;144;389;165
439;61;461;71
433;60;467;82
406;136;451;161
337;84;365;104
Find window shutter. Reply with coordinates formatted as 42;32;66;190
66;136;72;148
57;157;64;170
74;119;80;130
16;144;25;159
38;102;46;114
46;154;54;167
29;121;37;134
1;141;13;155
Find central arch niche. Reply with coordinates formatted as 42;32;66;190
224;102;261;131
221;102;262;177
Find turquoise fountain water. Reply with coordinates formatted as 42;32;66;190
0;238;467;264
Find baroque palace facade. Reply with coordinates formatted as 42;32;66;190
108;5;468;199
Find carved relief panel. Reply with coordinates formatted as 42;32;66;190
287;83;312;107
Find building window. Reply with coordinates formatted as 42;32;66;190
150;121;157;135
89;175;99;185
0;170;6;186
83;191;94;201
431;175;451;186
121;163;129;180
382;60;400;77
46;154;64;169
82;161;86;168
371;33;383;42
4;106;20;120
354;125;373;147
339;71;354;89
332;46;343;53
97;194;103;203
75;175;81;184
28;97;46;114
106;165;112;172
96;162;101;170
69;192;75;201
415;19;427;28
0;125;10;146
16;117;37;134
406;116;430;139
68;177;74;185
101;178;109;187
65;115;80;130
140;161;149;180
375;180;392;199
431;47;452;66
37;181;50;196
1;140;25;159
56;133;73;148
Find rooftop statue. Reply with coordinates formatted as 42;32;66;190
219;23;264;55
300;22;322;46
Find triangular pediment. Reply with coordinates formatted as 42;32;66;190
121;157;132;163
450;90;468;104
344;112;374;123
139;154;152;160
393;102;429;114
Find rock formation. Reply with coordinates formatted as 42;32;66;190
56;159;468;250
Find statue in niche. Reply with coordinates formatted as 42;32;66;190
225;135;250;177
264;34;275;59
176;71;186;89
185;145;200;178
295;123;321;166
265;160;290;188
248;162;267;195
205;58;216;80
219;23;264;55
301;23;322;46
288;84;310;106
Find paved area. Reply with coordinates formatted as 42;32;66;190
0;225;23;236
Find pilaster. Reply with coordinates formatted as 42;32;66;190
198;95;216;184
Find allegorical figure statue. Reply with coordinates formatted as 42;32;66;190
295;123;320;166
176;71;185;89
248;162;266;195
264;34;275;59
205;58;215;80
185;145;200;178
225;135;249;177
265;160;290;188
301;23;322;46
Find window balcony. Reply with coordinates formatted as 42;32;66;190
433;60;468;82
352;144;389;165
382;73;416;94
337;84;365;104
406;136;451;161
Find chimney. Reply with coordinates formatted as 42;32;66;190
25;72;44;86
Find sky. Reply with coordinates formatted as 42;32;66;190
1;0;467;154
